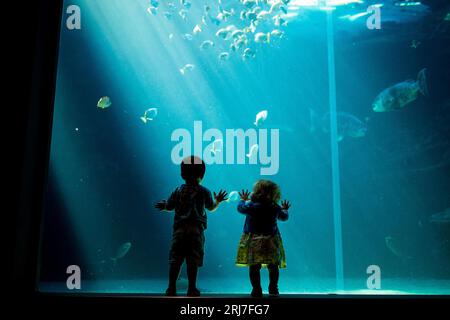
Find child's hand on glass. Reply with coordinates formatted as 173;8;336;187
155;200;167;211
239;190;251;201
214;190;228;203
281;200;291;210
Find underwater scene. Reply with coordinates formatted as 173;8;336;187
39;0;450;295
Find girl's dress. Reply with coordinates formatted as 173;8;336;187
235;200;288;268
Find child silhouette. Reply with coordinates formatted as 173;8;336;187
155;155;227;296
235;180;290;297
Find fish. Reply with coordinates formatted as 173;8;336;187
242;0;257;8
270;29;284;38
150;0;159;7
215;25;236;39
114;242;132;260
256;10;271;21
147;6;157;15
180;0;191;9
309;109;367;141
182;33;193;40
208;14;222;26
109;242;132;267
210;139;223;155
246;144;259;158
200;40;214;50
394;1;422;7
273;14;286;27
429;207;450;224
193;24;202;35
254;32;270;43
269;0;283;14
410;40;421;49
164;11;173;19
140;108;158;124
97;96;112;109
445;13;450;21
254;110;268;126
218;52;230;61
385;236;412;260
372;68;428;112
179;64;195;75
339;12;370;22
242;47;256;60
231;36;247;51
217;8;235;21
179;9;188;20
231;29;245;39
226;191;240;202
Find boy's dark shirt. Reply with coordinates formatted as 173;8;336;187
166;184;214;231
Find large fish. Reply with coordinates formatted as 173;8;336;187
310;109;367;141
372;68;428;112
429;207;450;224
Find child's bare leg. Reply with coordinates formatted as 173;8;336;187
268;264;280;296
186;262;200;296
166;262;182;296
249;264;262;297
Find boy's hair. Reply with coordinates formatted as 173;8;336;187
181;155;206;182
251;180;281;204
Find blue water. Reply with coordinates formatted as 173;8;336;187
38;0;450;295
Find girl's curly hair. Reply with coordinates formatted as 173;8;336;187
251;180;281;204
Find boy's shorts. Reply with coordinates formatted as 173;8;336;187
169;222;205;267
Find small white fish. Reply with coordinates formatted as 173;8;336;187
193;24;202;35
179;64;195;75
271;29;284;38
226;191;240;202
243;0;257;8
254;110;268;126
180;0;191;9
238;36;248;47
97;96;112;109
218;52;230;61
257;10;270;20
140;108;158;124
182;33;193;41
242;47;256;60
215;25;236;39
269;0;283;13
243;21;257;33
210;139;223;155
168;33;174;40
231;29;245;39
216;28;229;39
246;144;259;158
254;32;270;43
164;11;173;19
147;6;157;15
179;9;188;20
200;40;214;50
273;14;286;27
